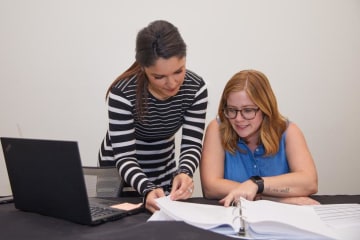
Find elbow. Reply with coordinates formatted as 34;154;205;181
305;176;318;195
202;191;211;199
201;186;212;199
201;185;219;200
308;183;318;195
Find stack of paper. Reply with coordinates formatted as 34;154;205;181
313;204;360;239
149;196;360;239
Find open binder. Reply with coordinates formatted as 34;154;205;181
150;196;342;239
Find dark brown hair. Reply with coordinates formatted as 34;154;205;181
106;20;187;120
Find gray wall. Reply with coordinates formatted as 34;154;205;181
1;0;360;197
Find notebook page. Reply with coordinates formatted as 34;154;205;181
313;204;360;240
154;196;240;232
313;204;360;228
241;198;338;239
148;210;175;221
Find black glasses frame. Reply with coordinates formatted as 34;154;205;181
223;107;260;120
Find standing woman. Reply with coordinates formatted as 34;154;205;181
200;69;318;206
99;20;208;212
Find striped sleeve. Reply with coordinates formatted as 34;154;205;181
104;89;156;195
178;78;208;175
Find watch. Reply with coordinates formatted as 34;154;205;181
250;176;264;194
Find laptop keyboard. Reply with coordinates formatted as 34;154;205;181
90;205;120;218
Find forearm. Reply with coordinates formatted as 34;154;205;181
262;172;318;197
202;178;242;199
180;89;208;174
116;157;155;195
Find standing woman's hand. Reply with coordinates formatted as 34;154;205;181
170;173;194;201
144;188;166;213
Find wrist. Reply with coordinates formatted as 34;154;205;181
170;169;193;188
173;168;193;178
250;176;264;194
142;185;160;204
142;188;153;205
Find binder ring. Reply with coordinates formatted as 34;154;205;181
231;198;246;236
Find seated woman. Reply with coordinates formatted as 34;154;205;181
200;69;319;206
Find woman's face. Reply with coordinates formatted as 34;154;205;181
144;56;186;100
226;90;263;144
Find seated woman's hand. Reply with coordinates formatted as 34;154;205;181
276;196;320;205
259;196;320;205
219;180;258;207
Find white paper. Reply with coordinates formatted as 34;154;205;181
154;196;239;232
313;204;360;228
313;204;360;240
148;210;175;221
241;198;338;239
149;196;351;239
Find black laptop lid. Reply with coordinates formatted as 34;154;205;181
1;137;93;224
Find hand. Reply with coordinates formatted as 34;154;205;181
276;196;321;205
169;173;194;201
219;180;258;207
145;188;166;213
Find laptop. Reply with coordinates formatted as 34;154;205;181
0;137;143;225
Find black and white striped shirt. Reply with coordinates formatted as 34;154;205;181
99;70;208;196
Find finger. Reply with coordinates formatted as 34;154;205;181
187;181;195;192
155;189;166;198
186;181;194;194
149;204;159;213
169;188;176;197
170;182;193;199
145;203;156;213
303;198;320;205
171;185;193;200
224;198;232;207
220;195;232;207
170;188;187;200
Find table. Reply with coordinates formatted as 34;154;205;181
0;195;359;240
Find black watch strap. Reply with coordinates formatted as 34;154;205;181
250;176;264;194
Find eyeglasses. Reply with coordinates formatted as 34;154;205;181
223;107;260;120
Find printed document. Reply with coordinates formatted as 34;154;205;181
149;196;360;239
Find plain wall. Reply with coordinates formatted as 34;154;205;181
1;0;360;197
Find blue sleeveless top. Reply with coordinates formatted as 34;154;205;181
224;132;290;183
